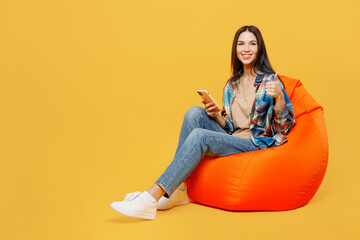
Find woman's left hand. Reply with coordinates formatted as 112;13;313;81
265;73;284;99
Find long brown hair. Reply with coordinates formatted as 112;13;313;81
231;25;276;81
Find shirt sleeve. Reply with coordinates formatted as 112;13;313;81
272;89;296;136
221;106;234;133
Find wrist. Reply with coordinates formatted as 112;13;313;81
275;95;285;110
276;95;283;100
214;112;225;125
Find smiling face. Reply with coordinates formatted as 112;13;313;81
236;30;258;68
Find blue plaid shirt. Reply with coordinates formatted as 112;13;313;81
221;69;296;149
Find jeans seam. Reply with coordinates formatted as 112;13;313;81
155;179;172;198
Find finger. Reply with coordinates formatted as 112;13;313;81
206;102;214;108
208;105;216;111
209;106;217;112
274;73;279;81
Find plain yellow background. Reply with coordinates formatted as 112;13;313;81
0;0;359;239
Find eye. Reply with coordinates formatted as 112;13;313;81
251;42;257;45
238;42;243;45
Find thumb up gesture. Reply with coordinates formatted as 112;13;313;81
265;73;283;99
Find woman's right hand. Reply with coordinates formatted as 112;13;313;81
202;98;219;118
201;98;226;128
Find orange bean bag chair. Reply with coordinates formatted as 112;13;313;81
185;75;328;211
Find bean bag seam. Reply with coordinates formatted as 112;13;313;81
292;104;323;122
287;77;300;100
232;153;254;208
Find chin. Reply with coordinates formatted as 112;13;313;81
241;61;255;66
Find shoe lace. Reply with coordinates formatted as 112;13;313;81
123;191;141;201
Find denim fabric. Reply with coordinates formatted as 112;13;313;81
155;106;261;198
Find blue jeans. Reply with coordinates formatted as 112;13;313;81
155;106;260;198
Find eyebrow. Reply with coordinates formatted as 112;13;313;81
238;40;257;42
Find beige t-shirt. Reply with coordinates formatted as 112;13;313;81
230;80;257;139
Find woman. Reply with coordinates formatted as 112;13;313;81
110;25;296;220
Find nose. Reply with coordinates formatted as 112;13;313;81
244;44;250;52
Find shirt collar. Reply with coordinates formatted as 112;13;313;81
237;68;266;87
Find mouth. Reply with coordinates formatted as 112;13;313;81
241;54;252;60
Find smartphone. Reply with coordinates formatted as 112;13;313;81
197;90;221;111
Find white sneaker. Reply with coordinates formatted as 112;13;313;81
110;191;157;220
157;183;189;210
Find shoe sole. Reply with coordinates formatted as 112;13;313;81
110;203;156;220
